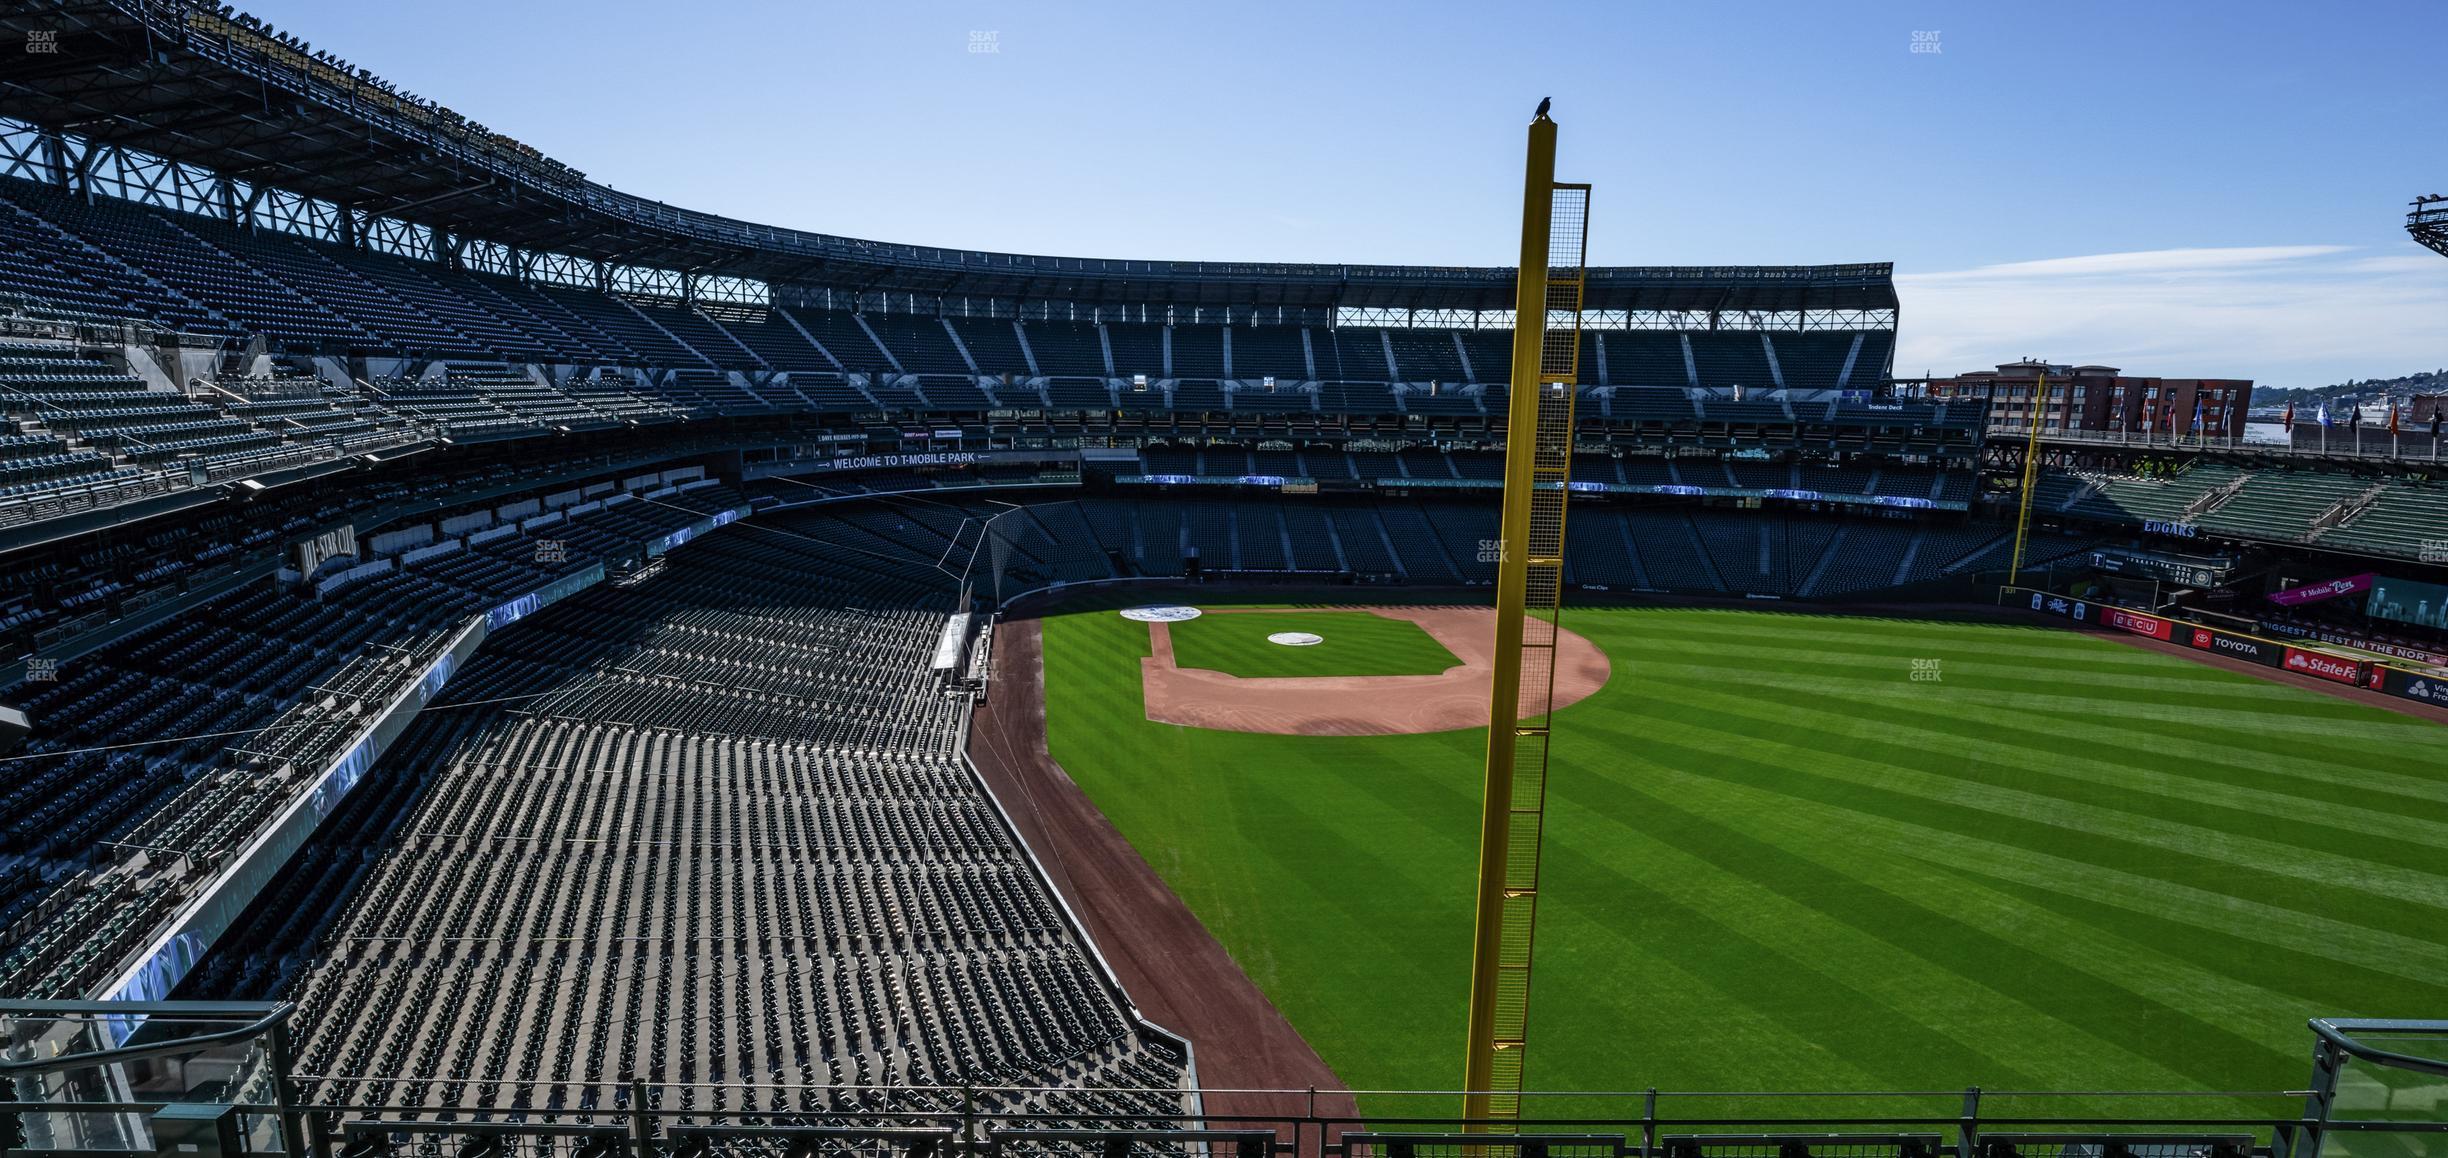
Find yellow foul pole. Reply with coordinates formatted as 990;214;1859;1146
2007;370;2049;582
1464;105;1585;1126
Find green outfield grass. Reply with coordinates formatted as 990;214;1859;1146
1166;609;1461;678
1039;601;2448;1113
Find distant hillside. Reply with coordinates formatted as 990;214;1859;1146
2256;370;2445;407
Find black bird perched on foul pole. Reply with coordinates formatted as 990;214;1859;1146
1535;96;1551;120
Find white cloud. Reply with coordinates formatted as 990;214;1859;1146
1895;245;2448;388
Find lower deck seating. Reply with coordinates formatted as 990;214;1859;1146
162;513;1189;1122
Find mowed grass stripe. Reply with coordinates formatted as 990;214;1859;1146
1570;739;2369;1081
1921;856;2448;1015
1615;613;2197;668
1619;635;2379;718
1582;707;2448;931
1561;764;2296;1091
1619;616;2395;711
1039;603;2448;1105
1542;808;2102;1089
1596;674;2448;864
1606;654;2448;802
1646;750;2448;985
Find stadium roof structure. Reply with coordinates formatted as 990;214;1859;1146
2412;195;2448;260
0;0;1897;317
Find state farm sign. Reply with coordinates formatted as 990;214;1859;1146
2281;647;2365;685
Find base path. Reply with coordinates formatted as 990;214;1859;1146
968;616;1357;1124
1144;606;1612;735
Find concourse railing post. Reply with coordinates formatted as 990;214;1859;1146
1305;1086;1318;1158
1638;1089;1657;1158
1955;1086;1981;1158
303;1110;333;1158
2294;1036;2347;1158
270;1022;307;1158
960;1083;977;1158
626;1078;654;1158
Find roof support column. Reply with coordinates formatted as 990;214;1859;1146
37;127;70;191
68;139;102;201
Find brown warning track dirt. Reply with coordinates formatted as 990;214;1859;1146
967;614;1358;1123
1143;606;1612;735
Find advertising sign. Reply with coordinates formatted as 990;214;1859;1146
2268;573;2376;607
2102;607;2174;641
2375;666;2448;709
2185;625;2282;667
2281;647;2366;685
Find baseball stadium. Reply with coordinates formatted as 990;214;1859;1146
0;4;2443;1158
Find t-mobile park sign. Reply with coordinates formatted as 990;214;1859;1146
2268;573;2375;607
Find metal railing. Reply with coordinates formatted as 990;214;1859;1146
6;1008;2442;1158
1993;425;2446;463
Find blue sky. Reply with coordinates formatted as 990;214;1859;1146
240;0;2448;387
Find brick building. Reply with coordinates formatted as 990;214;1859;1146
1926;360;2252;437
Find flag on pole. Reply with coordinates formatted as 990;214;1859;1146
2192;397;2205;436
2282;401;2294;431
2318;401;2332;427
2390;405;2401;435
